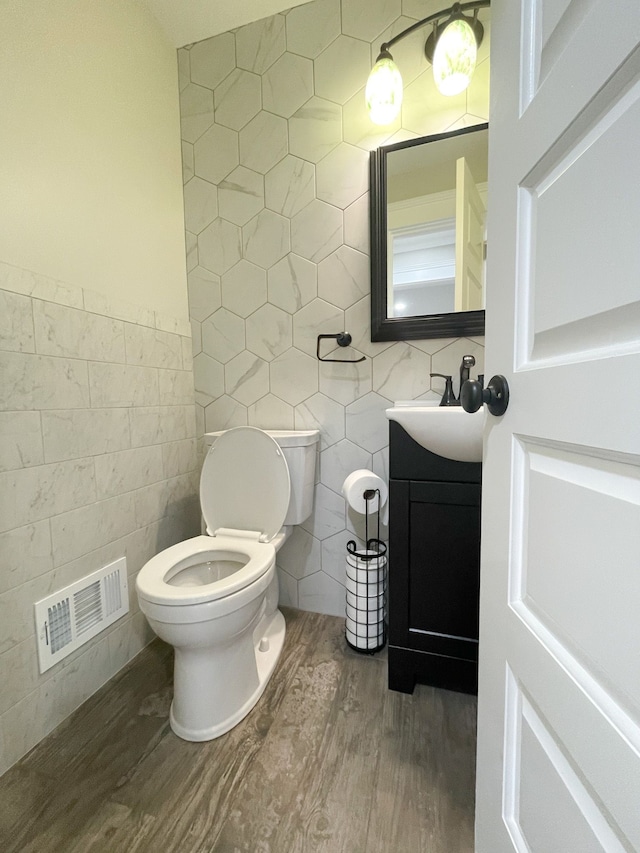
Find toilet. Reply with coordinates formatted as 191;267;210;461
136;426;319;742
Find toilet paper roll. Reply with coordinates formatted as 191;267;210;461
342;470;388;524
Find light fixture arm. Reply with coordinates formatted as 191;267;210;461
366;0;489;124
377;0;490;57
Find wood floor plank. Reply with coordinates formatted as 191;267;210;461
21;640;172;779
193;612;350;852
267;647;387;853
364;683;477;853
64;801;157;853
0;766;59;849
1;608;477;853
5;644;174;853
5;725;170;853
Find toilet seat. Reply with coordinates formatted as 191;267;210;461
135;534;275;606
137;428;291;608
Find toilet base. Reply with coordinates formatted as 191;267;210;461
169;608;286;742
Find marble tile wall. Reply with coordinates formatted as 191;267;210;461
0;261;200;774
180;0;488;616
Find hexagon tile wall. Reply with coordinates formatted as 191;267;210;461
180;0;488;617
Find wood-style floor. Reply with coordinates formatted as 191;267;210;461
0;609;477;852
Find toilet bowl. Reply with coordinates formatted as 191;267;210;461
136;426;319;741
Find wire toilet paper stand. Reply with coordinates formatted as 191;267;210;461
345;488;387;654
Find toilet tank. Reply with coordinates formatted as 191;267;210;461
263;429;319;525
203;429;319;526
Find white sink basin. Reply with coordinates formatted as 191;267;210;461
386;402;484;463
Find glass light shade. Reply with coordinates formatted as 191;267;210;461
366;54;403;126
432;18;478;96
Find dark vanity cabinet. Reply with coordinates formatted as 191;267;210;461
388;421;481;695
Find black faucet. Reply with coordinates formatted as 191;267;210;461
459;355;476;399
430;373;459;406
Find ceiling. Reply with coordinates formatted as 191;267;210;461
142;0;313;48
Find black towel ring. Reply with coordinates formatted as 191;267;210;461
316;332;366;363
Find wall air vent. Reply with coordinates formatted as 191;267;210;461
34;557;128;674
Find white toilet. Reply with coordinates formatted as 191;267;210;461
136;426;319;742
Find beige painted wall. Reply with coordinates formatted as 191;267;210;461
0;0;197;774
0;0;188;319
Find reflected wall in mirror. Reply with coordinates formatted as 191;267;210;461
370;123;488;341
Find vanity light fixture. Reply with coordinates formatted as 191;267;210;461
366;1;489;125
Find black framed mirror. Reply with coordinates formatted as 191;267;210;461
370;123;488;341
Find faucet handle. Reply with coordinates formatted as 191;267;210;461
429;373;458;407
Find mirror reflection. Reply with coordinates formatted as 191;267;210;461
387;127;488;318
370;123;488;341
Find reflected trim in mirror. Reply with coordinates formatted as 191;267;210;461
370;123;487;341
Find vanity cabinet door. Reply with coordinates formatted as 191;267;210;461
408;481;481;642
388;477;480;694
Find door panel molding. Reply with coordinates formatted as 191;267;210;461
503;666;629;852
516;49;640;369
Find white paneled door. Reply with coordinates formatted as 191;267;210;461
476;1;640;850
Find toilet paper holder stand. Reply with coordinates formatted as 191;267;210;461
345;487;387;655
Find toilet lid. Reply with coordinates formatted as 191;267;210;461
200;426;290;543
